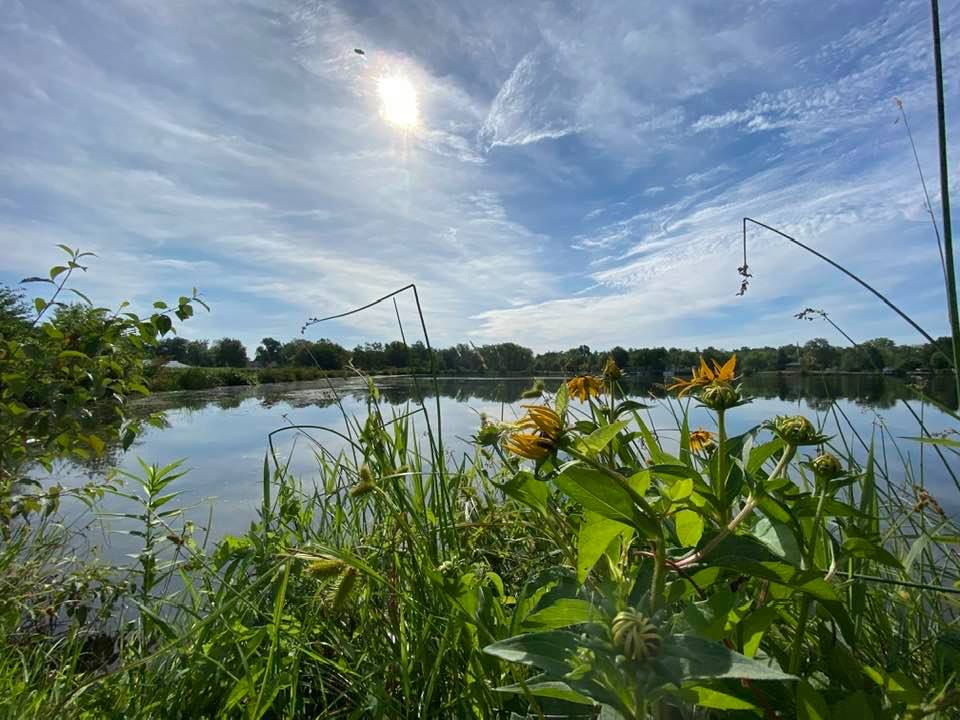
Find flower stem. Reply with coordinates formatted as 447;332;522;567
716;409;728;523
651;537;667;613
789;596;811;674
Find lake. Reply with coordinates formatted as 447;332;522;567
57;373;960;560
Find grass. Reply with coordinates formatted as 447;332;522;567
2;365;960;719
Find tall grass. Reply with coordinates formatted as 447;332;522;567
2;361;959;718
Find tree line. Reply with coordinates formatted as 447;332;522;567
156;334;956;375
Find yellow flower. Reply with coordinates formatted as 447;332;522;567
503;433;554;460
505;404;564;460
688;428;715;453
518;404;564;437
711;354;737;383
567;375;604;402
667;355;737;397
602;356;623;382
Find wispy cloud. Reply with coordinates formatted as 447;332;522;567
0;0;955;354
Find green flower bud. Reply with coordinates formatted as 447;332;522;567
811;452;843;480
474;420;503;447
611;608;661;662
771;415;826;446
700;383;741;411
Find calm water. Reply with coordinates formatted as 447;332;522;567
55;374;960;560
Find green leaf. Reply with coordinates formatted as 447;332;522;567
155;314;173;336
831;691;874;719
753;517;802;566
740;606;779;657
842;537;902;569
58;350;89;361
68;288;93;305
484;631;579;676
862;666;923;704
501;471;548;515
20;276;55;284
523;598;599;630
675;509;704;547
578;510;631;583
658;634;795;681
666;477;694;502
683;589;736;641
34;297;47;314
494;675;593;705
575;420;628;456
905;435;960;448
85;434;105;454
554;463;657;536
681;685;758;711
797;681;829;720
748;437;785;474
555;381;569;418
49;265;68;280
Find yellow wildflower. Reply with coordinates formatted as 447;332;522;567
602;356;623;382
688;428;715;453
518;404;564;437
567;375;604;402
667;355;737;397
505;404;564;460
503;433;554;460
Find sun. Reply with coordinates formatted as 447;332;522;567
377;75;419;129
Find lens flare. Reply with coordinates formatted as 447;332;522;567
377;75;418;128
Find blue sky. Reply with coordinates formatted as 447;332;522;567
2;0;959;353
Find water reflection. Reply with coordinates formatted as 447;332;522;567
132;372;959;416
58;373;958;560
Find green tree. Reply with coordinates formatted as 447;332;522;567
184;339;212;366
311;339;348;370
0;285;31;340
384;341;410;368
801;338;838;370
157;336;190;363
255;337;283;366
211;338;248;368
608;345;629;370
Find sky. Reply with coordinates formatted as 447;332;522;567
2;0;960;354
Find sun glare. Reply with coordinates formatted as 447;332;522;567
377;75;419;129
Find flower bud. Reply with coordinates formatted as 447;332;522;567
811;452;843;480
611;608;661;662
474;420;503;447
700;383;741;411
771;415;825;446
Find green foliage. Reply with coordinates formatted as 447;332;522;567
0;246;205;521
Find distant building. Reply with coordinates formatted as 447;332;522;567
162;360;191;369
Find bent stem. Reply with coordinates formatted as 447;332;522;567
676;443;796;569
